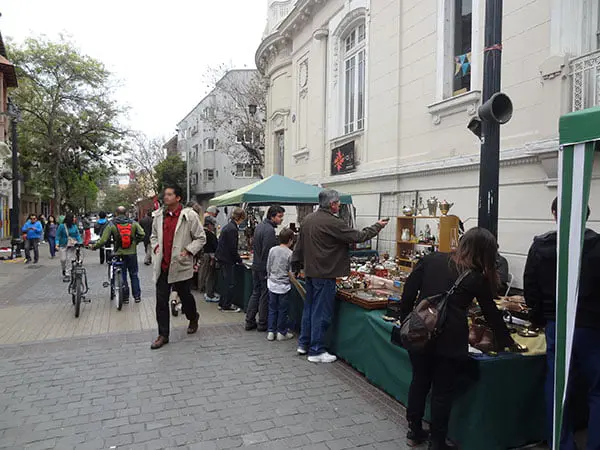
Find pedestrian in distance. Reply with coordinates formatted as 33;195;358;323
400;227;517;449
92;206;145;304
199;215;219;303
57;214;83;282
139;210;153;266
150;185;206;350
266;227;295;342
291;189;389;363
38;214;47;243
245;205;285;331
215;207;246;313
94;211;110;264
22;213;43;264
45;215;58;259
524;198;600;450
204;205;219;220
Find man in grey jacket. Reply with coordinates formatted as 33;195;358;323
245;205;285;331
292;189;388;363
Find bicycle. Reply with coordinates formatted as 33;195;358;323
68;244;90;318
103;252;125;311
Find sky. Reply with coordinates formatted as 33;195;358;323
1;0;267;141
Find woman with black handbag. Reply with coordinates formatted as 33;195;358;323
400;227;516;449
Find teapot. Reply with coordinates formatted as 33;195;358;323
426;197;438;216
439;199;454;215
401;228;411;242
402;205;414;216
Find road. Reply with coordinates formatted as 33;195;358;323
0;247;410;450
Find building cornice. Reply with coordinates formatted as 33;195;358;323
319;139;559;185
256;0;326;75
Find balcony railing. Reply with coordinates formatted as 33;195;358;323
571;50;600;111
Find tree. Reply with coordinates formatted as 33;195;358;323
124;133;165;197
9;35;128;214
154;154;186;194
203;65;268;178
101;184;140;213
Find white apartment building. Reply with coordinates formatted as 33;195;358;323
256;0;600;287
177;70;262;212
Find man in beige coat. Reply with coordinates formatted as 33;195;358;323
150;185;206;349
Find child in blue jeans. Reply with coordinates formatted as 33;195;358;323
266;228;295;341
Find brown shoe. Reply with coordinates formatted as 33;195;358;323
151;336;169;349
187;313;200;334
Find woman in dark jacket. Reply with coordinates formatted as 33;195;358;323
400;227;516;449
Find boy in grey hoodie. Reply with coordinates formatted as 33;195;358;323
266;228;295;342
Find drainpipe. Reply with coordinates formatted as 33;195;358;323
313;28;329;180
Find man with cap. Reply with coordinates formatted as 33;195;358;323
199;215;219;302
205;206;219;221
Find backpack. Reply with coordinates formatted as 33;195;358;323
116;223;133;249
393;270;470;353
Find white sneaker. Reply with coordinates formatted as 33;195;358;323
297;347;308;355
267;332;275;341
307;352;337;363
277;332;294;341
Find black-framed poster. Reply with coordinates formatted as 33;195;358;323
331;141;355;175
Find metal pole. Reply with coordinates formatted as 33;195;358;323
10;111;19;240
477;0;503;237
186;149;190;203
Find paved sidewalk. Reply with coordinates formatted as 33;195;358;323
0;324;409;450
0;249;243;344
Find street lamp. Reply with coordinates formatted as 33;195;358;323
248;104;257;116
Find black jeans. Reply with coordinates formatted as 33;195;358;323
407;352;460;443
218;264;236;309
99;247;106;264
155;271;198;339
245;269;268;329
24;238;40;262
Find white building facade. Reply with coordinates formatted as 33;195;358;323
256;0;600;288
177;70;262;211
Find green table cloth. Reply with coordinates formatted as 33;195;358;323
328;300;546;450
215;264;253;311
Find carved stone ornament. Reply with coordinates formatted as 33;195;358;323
299;60;308;89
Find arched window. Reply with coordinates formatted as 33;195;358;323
342;22;366;134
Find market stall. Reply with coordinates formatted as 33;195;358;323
289;200;548;448
208;174;352;311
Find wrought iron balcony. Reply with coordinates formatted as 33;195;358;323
571;49;600;111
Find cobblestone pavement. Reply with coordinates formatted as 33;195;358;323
0;323;410;450
0;248;243;344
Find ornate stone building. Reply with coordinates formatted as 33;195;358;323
256;0;600;287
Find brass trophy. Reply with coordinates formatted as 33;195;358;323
439;199;454;216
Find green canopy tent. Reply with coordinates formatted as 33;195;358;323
554;106;600;449
208;174;353;206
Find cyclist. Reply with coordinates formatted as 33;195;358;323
57;213;83;282
92;206;145;303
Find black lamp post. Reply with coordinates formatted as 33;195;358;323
248;104;257;116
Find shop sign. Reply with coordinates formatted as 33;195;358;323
331;141;355;175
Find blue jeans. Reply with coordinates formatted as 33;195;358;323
545;321;600;450
48;236;56;257
298;278;336;356
120;254;141;299
268;290;290;334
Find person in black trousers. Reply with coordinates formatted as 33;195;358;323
245;205;285;331
215;207;246;313
400;228;516;449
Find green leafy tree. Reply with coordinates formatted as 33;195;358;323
101;184;140;213
154;154;186;194
9;35;128;214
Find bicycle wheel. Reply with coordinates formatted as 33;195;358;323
74;277;82;318
114;269;123;311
